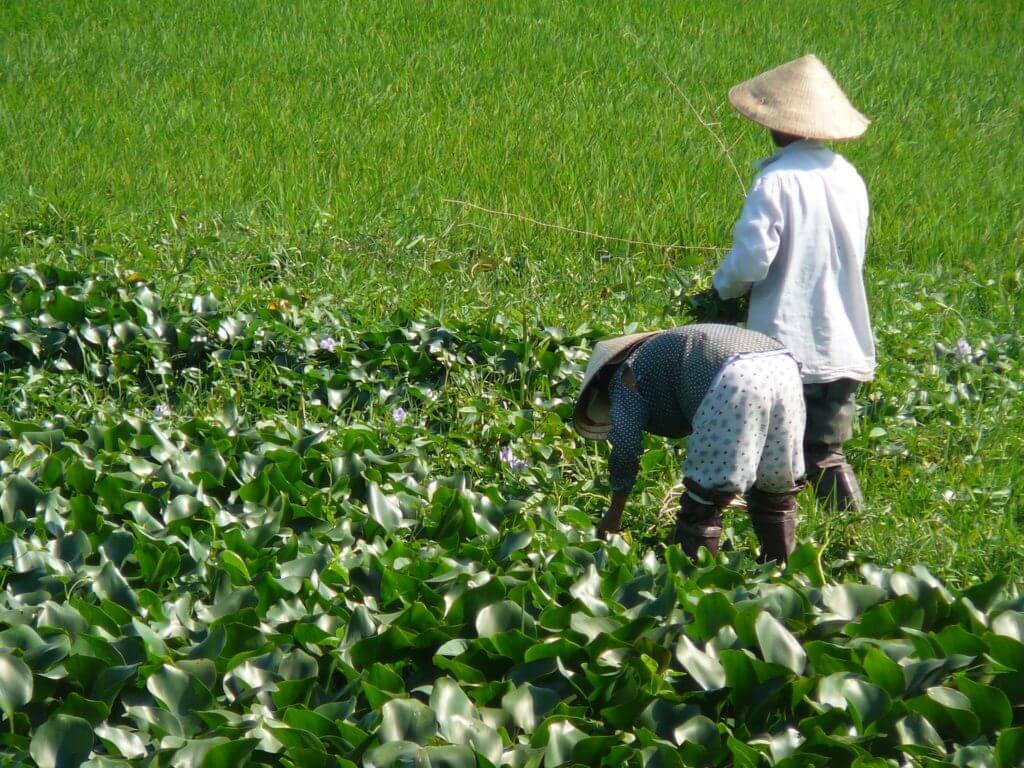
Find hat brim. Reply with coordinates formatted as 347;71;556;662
572;331;659;441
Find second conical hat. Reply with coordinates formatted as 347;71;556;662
728;54;870;141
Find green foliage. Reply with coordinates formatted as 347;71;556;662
2;265;1023;766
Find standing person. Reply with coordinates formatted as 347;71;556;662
573;324;805;563
711;54;874;512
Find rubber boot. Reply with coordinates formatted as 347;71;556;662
808;464;864;512
670;479;733;559
746;487;798;564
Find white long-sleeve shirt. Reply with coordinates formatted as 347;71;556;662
712;140;875;383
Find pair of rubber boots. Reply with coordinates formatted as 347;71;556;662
671;464;863;564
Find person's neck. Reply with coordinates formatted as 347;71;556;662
771;130;807;147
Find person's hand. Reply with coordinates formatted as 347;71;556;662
595;508;623;540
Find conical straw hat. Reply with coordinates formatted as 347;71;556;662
728;54;870;140
572;331;660;440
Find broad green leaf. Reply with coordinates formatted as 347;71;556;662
995;727;1024;768
476;599;535;638
957;676;1012;733
895;713;944;755
94;561;139;612
674;635;725;690
429;677;478;722
0;653;33;716
992;611;1024;642
219;550;250;584
380;698;437;745
843;678;891;728
952;744;995;768
821;584;886;620
367;482;402;533
540;719;586;766
147;664;213;717
754;611;806;674
501;684;560;733
691;591;737;642
94;724;146;760
415;745;477;768
364;741;419;768
30;714;95;768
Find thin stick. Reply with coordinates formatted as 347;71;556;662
443;198;726;252
625;31;747;197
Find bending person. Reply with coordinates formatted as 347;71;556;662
574;324;805;563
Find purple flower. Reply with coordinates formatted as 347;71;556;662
955;338;972;360
500;445;528;472
392;407;407;424
319;336;337;353
153;403;172;419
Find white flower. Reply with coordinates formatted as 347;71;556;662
319;336;337;353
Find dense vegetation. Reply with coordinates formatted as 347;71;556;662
1;264;1023;767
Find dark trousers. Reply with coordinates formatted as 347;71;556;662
802;379;864;510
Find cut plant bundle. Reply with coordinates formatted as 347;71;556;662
1;264;1023;767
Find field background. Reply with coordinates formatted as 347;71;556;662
2;0;1023;581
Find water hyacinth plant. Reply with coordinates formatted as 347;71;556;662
1;264;1022;767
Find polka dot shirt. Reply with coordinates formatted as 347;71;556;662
607;324;783;491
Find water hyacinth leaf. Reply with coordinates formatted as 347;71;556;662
264;723;326;762
952;744;996;768
754;611;806;675
896;713;946;756
166;495;202;523
364;741;419;768
2;475;46;519
539;719;587;766
675;714;720;753
195;738;260;768
170;737;234;768
55;693;110;726
94;724;147;759
674;635;726;691
842;679;891;728
0;652;33;721
94;561;138;612
501;683;560;733
962;574;1008;612
497;530;532;561
956;676;1012;733
429;677;478;722
476;600;535;638
992;611;1024;642
380;698;438;745
439;715;502;765
29;714;95;768
821;584;887;620
995;727;1024;768
414;745;477;768
147;664;213;717
726;735;764;768
367;482;403;533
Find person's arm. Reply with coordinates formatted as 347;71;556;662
712;176;784;300
598;368;649;538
